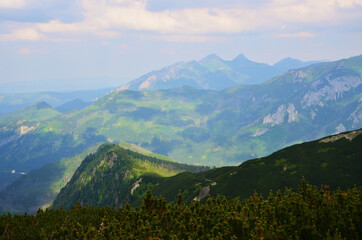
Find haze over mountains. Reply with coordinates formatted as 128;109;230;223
119;54;319;91
0;53;361;213
0;89;112;115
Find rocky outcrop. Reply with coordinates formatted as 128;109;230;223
131;178;142;195
263;104;298;126
319;129;362;143
193;186;210;201
303;76;361;107
348;104;362;128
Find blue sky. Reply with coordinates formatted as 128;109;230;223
0;0;361;92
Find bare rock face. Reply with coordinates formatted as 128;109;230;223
263;104;298;126
131;178;142;196
348;103;362;128
194;186;210;201
303;76;362;107
335;123;346;134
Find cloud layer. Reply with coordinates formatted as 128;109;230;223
0;0;361;42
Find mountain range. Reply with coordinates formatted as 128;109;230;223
0;55;360;191
0;54;361;212
119;54;319;91
0;88;112;115
51;128;362;209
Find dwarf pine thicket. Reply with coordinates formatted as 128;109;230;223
1;180;361;239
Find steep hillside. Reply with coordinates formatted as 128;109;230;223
0;55;360;190
0;144;101;213
52;144;208;210
151;128;362;203
120;54;317;91
53;129;361;209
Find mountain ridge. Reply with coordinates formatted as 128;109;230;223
120;54;320;91
51;128;362;209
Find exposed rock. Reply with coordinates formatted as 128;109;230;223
348;105;362;128
19;125;36;135
335;123;346;134
287;104;298;123
303;76;361;107
292;69;309;83
251;129;268;137
263;105;286;126
319;129;362;143
263;104;298;126
230;171;237;176
194;186;210;201
131;178;142;195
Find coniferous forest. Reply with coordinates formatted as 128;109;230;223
1;180;361;239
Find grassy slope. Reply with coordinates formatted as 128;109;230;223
151;128;362;203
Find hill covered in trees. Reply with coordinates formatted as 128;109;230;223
52;128;362;209
52;144;208;210
1;181;361;239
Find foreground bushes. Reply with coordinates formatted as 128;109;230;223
1;180;361;239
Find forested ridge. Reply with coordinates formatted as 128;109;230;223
1;180;361;239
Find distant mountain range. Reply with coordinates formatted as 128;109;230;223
119;54;319;91
0;88;112;115
0;55;360;192
50;128;362;209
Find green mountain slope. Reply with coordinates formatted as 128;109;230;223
120;54;318;91
151;128;362;203
52;129;361;209
0;55;361;190
52;143;208;210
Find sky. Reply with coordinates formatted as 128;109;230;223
0;0;361;93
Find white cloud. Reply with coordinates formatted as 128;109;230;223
94;31;121;38
276;32;315;38
0;28;45;41
0;0;26;8
269;0;362;22
1;0;362;42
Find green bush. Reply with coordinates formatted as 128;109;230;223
1;180;361;239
